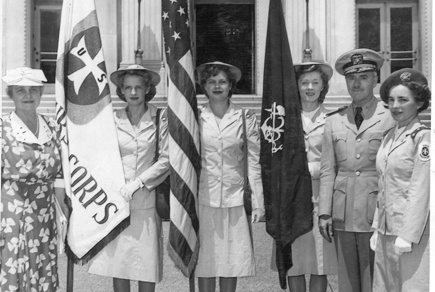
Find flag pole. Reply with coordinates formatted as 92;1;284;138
64;1;74;289
302;0;312;62
135;0;143;65
67;252;74;292
188;2;196;290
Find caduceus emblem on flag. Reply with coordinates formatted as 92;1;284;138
261;102;285;153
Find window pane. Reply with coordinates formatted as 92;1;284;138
358;8;380;51
196;4;254;94
391;60;413;73
390;8;412;52
391;52;413;59
41;61;57;83
40;10;61;53
40;9;61;83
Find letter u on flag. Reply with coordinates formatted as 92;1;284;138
162;0;201;277
260;0;313;289
55;0;129;263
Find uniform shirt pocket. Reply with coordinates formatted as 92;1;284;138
367;190;378;225
392;196;406;230
225;172;244;194
332;177;347;222
332;131;347;162
368;131;383;161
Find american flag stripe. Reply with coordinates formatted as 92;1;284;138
162;0;200;277
168;138;199;195
167;111;200;167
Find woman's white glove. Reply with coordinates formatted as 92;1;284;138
120;178;142;202
370;231;378;251
395;237;412;255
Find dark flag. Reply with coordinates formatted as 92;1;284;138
161;0;201;277
259;0;313;289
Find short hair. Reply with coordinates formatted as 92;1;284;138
116;70;156;102
295;64;330;104
387;82;431;113
198;64;238;98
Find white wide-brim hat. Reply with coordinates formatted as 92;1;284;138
294;61;334;81
2;67;47;86
110;64;161;88
195;61;242;84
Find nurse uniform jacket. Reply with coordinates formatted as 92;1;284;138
198;102;264;212
372;118;430;243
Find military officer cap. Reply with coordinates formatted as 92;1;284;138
335;48;384;76
379;68;429;104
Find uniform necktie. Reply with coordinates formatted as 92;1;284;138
355;107;363;129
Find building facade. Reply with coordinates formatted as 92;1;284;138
1;0;432;124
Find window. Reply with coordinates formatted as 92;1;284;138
33;0;62;88
357;1;418;82
194;0;255;94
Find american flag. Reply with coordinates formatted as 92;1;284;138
161;0;201;277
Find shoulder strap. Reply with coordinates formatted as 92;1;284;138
325;105;348;117
154;108;161;163
241;109;248;188
409;126;430;139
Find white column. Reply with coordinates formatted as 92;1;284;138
4;0;27;69
120;0;164;95
141;0;165;96
95;0;118;92
326;0;356;95
419;0;431;81
284;0;306;63
1;0;4;113
283;0;328;64
255;0;269;96
120;0;138;67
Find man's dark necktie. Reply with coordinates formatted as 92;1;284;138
355;107;363;129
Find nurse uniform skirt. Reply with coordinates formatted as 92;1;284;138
88;208;163;283
195;204;255;278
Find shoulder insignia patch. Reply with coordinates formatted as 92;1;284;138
326;106;348;117
418;143;430;161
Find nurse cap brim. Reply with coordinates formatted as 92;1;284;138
294;61;333;81
195;61;242;84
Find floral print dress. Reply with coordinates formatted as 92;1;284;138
1;112;62;292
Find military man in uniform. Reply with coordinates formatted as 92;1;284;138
318;48;395;292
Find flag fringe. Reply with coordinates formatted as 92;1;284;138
65;216;130;265
167;240;199;277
